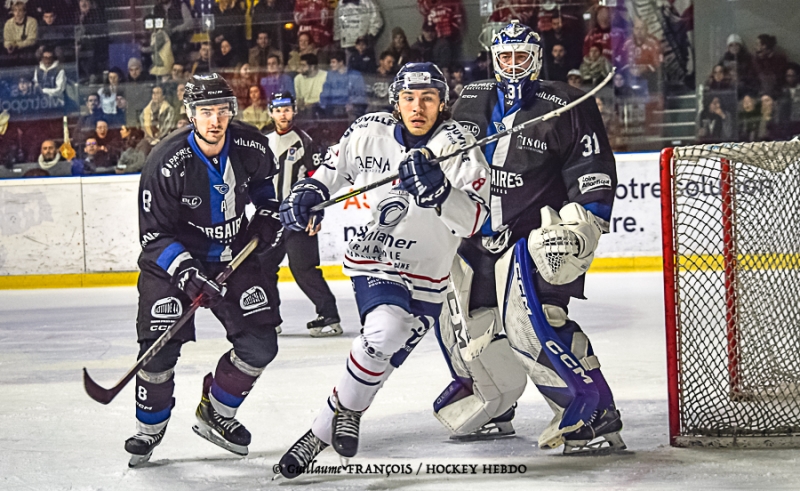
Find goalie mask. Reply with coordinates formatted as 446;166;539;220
491;20;543;103
183;73;238;120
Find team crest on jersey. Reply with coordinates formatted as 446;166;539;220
494;122;506;132
213;184;230;195
181;195;202;208
151;297;182;319
287;147;297;162
459;121;480;137
377;191;410;228
240;286;268;313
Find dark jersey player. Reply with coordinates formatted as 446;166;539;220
124;73;284;467
433;21;625;455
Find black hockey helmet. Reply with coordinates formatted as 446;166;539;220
183;73;238;118
268;91;296;112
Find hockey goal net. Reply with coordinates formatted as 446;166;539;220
661;140;800;448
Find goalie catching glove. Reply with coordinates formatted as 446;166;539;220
397;147;451;208
279;178;330;232
173;258;227;308
528;203;603;285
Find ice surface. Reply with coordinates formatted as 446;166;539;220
1;273;799;490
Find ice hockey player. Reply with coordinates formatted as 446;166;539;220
261;90;343;337
276;62;490;478
124;73;284;467
432;20;625;454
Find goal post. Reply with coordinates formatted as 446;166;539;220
660;140;800;448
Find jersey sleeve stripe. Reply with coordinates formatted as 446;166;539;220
156;242;188;273
349;352;385;377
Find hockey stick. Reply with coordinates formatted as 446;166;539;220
82;237;261;405
310;69;615;212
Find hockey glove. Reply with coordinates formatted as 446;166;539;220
279;178;330;232
247;207;284;252
398;147;452;208
173;259;227;308
528;203;603;285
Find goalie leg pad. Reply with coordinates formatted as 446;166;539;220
501;238;600;448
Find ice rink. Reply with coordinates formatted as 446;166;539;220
2;272;799;490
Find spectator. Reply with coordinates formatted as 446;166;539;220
260;54;295;103
240;85;271;131
375;50;395;77
37;139;71;176
91;119;122;162
543;15;583;71
37;6;68;56
779;65;800;130
4;0;38;58
419;0;464;64
319;50;367;119
348;36;376;74
12;76;34;97
71;137;113;175
753;34;788;97
190;43;212;76
333;0;383;62
756;93;782;141
411;23;437;64
737;94;760;141
294;0;333;48
115;127;148;174
249;31;283;70
143;10;174;78
294;53;328;113
97;68;123;116
171;82;187;119
76;0;108;83
386;27;415;68
252;0;294;54
286;32;318;73
111;95;128;129
140;86;176;146
175;115;190;129
33;47;67;103
449;64;465;100
76;94;104;137
719;34;758;96
622;18;662;80
583;6;612;61
463;50;490;83
126;57;152;84
580;44;611;86
214;39;240;68
231;63;259;109
567;69;583;90
706;64;733;91
211;0;246;56
487;0;533;25
697;96;733;143
546;44;570;83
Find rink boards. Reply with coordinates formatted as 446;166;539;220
0;153;663;287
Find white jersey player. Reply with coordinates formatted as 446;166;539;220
276;62;490;478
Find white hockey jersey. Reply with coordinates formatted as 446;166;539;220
314;112;490;303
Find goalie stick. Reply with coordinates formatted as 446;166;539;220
83;237;261;405
310;69;615;212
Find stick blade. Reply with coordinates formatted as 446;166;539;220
83;368;117;405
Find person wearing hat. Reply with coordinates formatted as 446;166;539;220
262;90;342;338
718;33;758;95
567;68;583;89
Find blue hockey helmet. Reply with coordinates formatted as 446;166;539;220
268;91;296;112
389;62;450;106
491;20;543;84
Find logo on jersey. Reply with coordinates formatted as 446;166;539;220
494;122;506;133
459;121;480;137
151;297;182;319
377;192;410;228
287;147;297;162
240;286;268;313
516;135;547;153
491;169;524;192
181;195;202;209
356;155;391;173
213;184;230;195
578;173;612;194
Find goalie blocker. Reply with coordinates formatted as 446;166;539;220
434;234;625;454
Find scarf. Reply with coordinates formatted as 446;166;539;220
39;153;62;170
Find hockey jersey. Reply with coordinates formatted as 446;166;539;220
138;121;278;275
313;113;490;303
265;126;319;202
451;79;617;243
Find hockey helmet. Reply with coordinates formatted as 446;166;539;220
491;20;543;84
389;62;450;106
268;91;296;112
183;73;238;118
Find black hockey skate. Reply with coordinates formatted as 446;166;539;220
307;315;343;337
278;430;329;479
192;374;251;456
124;426;167;468
450;404;517;442
562;405;626;455
331;396;363;458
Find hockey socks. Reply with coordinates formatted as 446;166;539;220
128;369;175;467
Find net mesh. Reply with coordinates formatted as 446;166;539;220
670;140;800;440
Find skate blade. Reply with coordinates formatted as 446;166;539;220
309;323;343;338
563;431;627;456
128;451;153;468
192;422;249;456
538;421;584;450
450;422;516;442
